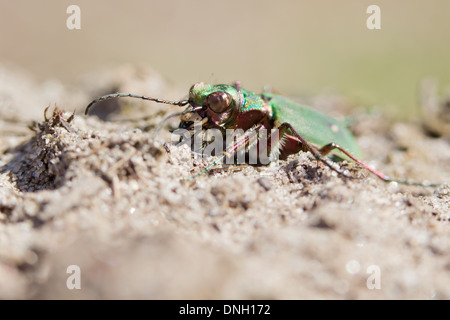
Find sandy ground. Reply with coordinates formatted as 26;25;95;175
0;64;449;299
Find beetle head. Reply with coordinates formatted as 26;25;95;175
178;82;241;130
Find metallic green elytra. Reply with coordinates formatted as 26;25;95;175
264;93;362;160
85;82;439;187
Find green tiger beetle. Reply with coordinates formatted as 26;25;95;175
85;82;440;187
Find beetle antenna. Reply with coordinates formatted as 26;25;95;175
85;93;189;115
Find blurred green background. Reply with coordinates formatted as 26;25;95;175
1;0;449;119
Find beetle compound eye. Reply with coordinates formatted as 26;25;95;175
206;92;232;113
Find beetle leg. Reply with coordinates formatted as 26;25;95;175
277;123;353;179
186;123;266;179
318;143;389;180
317;143;440;186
